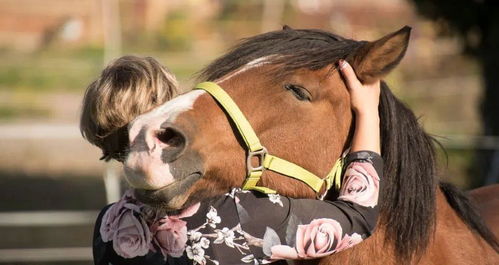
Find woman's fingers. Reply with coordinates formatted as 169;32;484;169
338;59;361;90
338;59;381;116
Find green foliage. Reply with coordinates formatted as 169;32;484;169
219;0;262;20
0;46;104;92
0;105;50;119
437;147;474;188
156;10;193;51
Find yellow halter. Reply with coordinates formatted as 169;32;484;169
195;82;344;198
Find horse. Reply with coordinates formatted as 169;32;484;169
469;184;499;237
124;26;499;264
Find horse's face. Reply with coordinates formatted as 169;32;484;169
124;27;411;211
125;64;351;210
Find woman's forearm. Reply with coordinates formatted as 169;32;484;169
351;112;380;154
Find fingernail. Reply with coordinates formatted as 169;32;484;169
338;59;348;70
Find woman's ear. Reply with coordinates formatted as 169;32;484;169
348;26;411;84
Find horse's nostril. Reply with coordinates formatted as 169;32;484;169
146;126;187;163
157;128;183;147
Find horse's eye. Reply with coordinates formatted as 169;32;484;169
284;84;312;101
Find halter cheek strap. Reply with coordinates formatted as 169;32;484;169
195;81;344;198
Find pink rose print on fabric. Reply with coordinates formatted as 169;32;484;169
335;233;363;252
270;219;364;260
270;245;299;260
295;218;343;258
151;217;188;257
112;203;152;258
271;218;343;259
100;197;128;242
150;203;200;258
100;190;145;242
100;189;200;259
338;162;380;208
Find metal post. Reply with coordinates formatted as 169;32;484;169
101;0;122;203
101;0;122;64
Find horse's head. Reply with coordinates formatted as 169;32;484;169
124;27;411;211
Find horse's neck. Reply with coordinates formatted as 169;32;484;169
418;189;498;265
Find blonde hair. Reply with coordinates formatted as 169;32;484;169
80;55;179;161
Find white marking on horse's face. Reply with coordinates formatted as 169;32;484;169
124;90;205;190
128;90;206;144
214;56;274;83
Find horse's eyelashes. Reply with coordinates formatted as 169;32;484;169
284;84;312;101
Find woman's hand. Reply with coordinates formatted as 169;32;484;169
338;59;381;116
338;59;381;154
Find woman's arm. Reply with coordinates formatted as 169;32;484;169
236;153;382;262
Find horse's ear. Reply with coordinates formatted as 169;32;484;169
348;26;411;83
282;25;293;31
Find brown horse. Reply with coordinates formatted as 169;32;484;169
124;27;499;264
469;184;499;238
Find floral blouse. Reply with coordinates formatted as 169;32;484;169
93;151;382;265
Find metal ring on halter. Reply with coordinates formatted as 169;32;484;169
246;147;268;175
316;186;329;200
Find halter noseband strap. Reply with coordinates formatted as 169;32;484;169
195;82;343;198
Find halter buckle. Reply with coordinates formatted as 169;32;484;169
247;147;268;175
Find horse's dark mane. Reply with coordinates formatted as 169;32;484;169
199;29;363;81
378;83;437;260
199;28;498;261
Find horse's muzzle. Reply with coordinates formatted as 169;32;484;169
133;171;203;211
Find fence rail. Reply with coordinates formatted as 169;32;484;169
0;210;99;226
0;247;92;262
438;135;499;150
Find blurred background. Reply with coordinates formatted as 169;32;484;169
0;0;497;264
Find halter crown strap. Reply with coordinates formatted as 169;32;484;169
195;82;263;152
195;82;343;196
